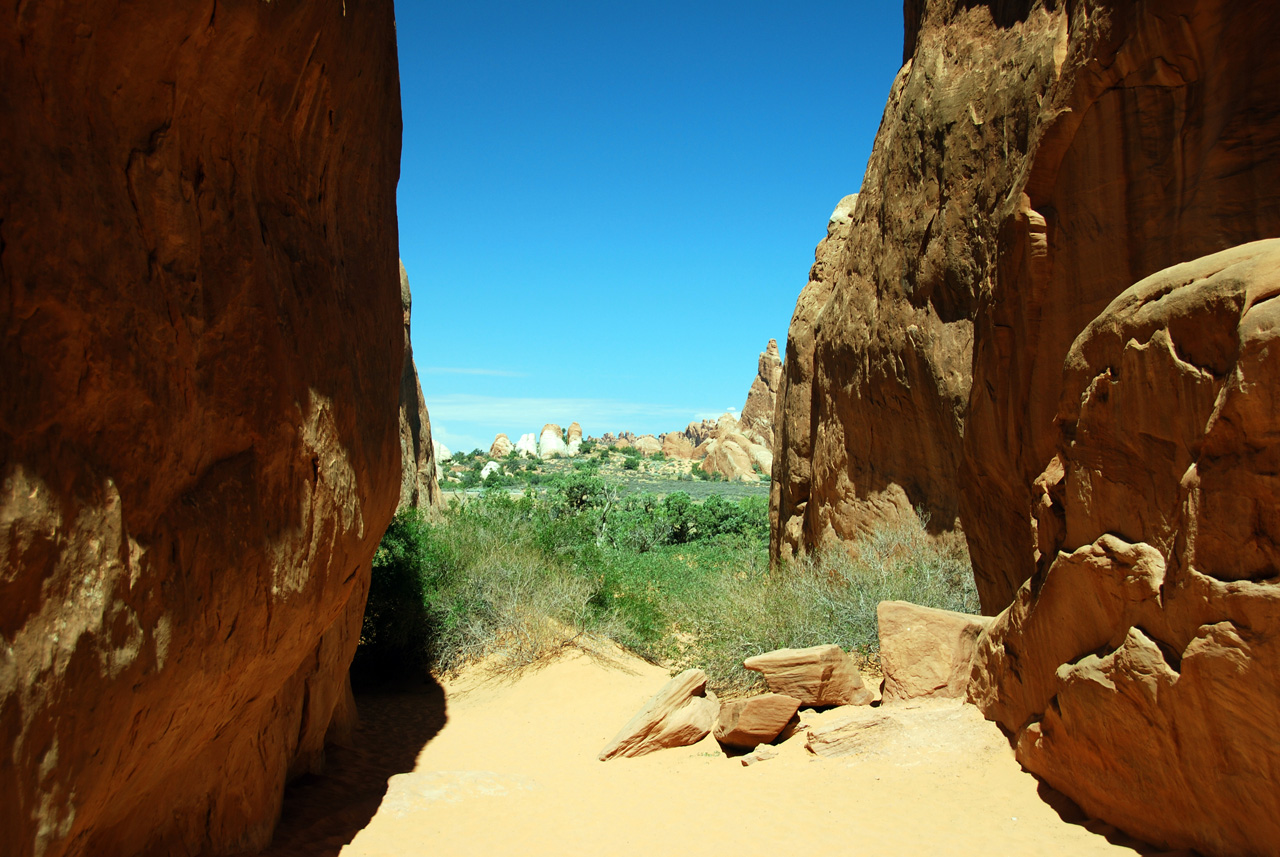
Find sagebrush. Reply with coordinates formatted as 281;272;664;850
356;476;978;695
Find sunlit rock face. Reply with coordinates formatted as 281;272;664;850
970;241;1280;857
771;0;1280;613
0;3;403;856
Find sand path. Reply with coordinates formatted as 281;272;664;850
256;646;1182;856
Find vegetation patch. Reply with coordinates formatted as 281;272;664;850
356;475;978;696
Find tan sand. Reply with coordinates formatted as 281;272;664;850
252;644;1188;856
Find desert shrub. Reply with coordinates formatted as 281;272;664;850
358;483;977;695
650;451;667;462
622;454;641;471
579;440;597;454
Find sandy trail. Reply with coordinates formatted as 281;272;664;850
256;647;1182;857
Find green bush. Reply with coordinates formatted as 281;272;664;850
357;483;977;696
622;454;641;471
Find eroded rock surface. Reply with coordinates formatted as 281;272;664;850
969;242;1280;856
0;3;403;857
397;263;442;511
770;0;1280;615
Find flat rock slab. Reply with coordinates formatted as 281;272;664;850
714;693;802;749
743;644;873;706
598;668;719;760
878;601;992;702
804;699;995;761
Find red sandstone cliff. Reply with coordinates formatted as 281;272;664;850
0;3;403;856
772;1;1280;853
771;0;1280;611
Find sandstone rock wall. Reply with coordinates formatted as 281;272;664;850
771;0;1280;614
397;263;441;511
961;0;1280;610
0;3;403;856
969;242;1280;856
771;0;1061;561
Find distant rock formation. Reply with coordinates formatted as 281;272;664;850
0;4;403;856
739;339;782;447
490;433;514;458
538;423;568;459
586;340;780;481
397;262;442;511
515;433;538;457
632;435;662;456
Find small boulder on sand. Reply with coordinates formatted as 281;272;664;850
743;644;873;707
877;601;993;702
598;669;720;760
714;693;801;749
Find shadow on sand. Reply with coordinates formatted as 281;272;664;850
1036;781;1203;857
251;673;447;857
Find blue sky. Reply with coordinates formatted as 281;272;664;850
395;2;903;454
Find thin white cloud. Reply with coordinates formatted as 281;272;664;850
429;422;488;455
421;367;529;377
425;394;712;434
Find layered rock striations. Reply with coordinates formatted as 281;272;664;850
0;4;403;856
969;242;1280;856
397;263;442;511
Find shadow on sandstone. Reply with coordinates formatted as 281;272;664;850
243;667;447;857
1035;781;1202;857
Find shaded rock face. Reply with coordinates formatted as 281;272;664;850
969;242;1280;857
397;263;441;511
0;4;402;857
770;0;1280;609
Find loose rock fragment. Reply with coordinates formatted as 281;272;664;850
878;601;992;702
714;693;802;749
599;669;720;760
744;644;873;706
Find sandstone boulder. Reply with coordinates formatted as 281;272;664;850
566;422;583;455
700;435;759;482
515;433;538;457
877;601;991;702
539;424;567;459
0;4;402;855
969;242;1280;857
598;669;720;760
661;433;696;460
714;693;802;749
489;433;514;458
743;645;873;707
479;461;501;480
633;435;662;457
